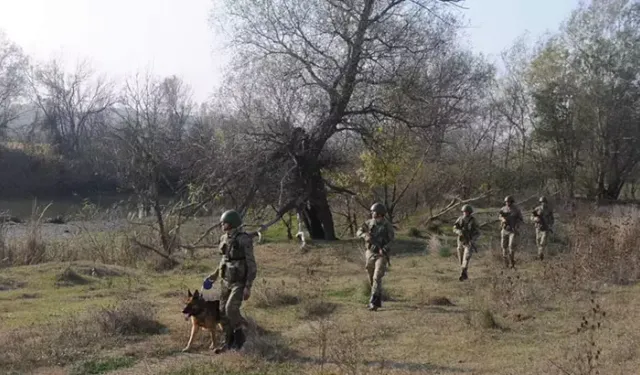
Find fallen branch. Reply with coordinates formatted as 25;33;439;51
244;197;306;242
424;191;494;224
132;238;180;266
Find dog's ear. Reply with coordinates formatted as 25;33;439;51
193;290;200;298
187;289;192;298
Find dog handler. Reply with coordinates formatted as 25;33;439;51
206;209;257;353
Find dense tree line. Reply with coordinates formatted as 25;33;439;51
1;0;639;241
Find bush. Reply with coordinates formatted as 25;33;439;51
93;300;166;336
407;227;422;238
544;205;640;290
252;279;300;309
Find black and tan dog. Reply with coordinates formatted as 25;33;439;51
181;289;223;352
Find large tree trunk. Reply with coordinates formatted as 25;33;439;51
302;176;337;241
292;136;338;241
599;176;625;200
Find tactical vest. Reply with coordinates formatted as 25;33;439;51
220;231;248;284
367;220;391;249
458;216;474;234
500;207;520;232
533;206;552;231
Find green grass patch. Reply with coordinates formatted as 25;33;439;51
69;356;136;375
326;286;357;300
439;246;452;258
257;215;305;243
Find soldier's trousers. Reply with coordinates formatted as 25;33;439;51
220;281;245;331
500;229;519;259
365;249;387;298
535;228;549;256
456;238;473;269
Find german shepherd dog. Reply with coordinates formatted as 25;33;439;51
181;289;223;352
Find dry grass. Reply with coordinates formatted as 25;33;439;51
2;203;640;374
0;298;165;372
252;279;302;309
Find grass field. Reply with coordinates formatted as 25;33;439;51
1;203;640;375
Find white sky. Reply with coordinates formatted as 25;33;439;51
0;0;581;103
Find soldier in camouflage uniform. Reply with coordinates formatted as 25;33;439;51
530;196;554;261
498;196;524;268
453;204;480;281
206;210;257;353
357;203;395;311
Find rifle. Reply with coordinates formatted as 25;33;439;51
455;220;478;253
532;209;553;233
367;233;391;267
498;210;512;231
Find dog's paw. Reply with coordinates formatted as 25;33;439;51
182;347;191;353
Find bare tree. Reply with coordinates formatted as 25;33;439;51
529;0;640;200
103;72;196;265
0;31;28;138
28;59;115;156
212;0;466;240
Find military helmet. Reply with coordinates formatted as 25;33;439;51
504;195;515;203
539;196;547;203
220;210;242;228
370;202;386;215
461;204;473;213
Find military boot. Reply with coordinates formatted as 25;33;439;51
368;295;380;311
374;294;382;309
367;295;377;311
538;251;544;261
509;253;516;268
503;256;510;268
459;268;468;281
214;325;235;354
231;328;246;350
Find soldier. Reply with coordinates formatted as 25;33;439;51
356;203;395;311
498;195;524;268
531;196;555;261
452;204;480;281
206;209;257;353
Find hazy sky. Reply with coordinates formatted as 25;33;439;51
0;0;581;103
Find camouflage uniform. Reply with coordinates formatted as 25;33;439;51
499;196;524;268
531;197;554;260
207;210;257;353
453;205;480;281
357;203;394;311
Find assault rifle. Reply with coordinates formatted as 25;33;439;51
498;210;512;231
532;209;553;233
367;233;391;267
454;220;478;253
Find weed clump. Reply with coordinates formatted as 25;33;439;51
252;279;300;309
551;291;606;375
55;267;92;287
93;300;166;336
